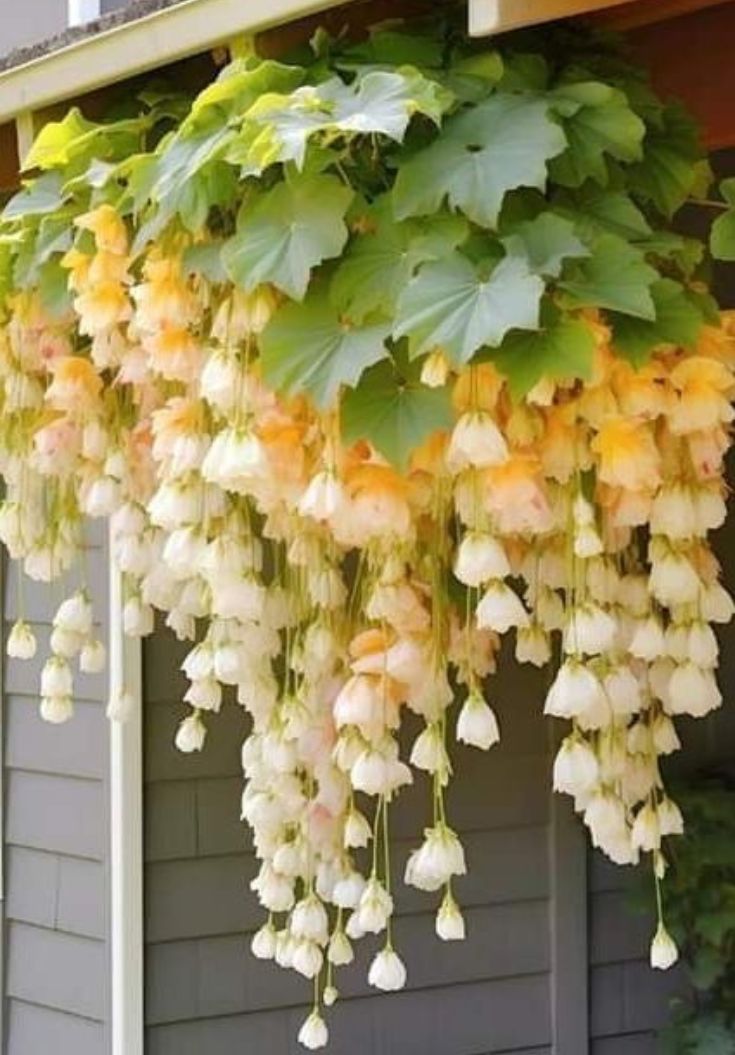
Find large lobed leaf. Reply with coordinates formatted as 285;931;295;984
237;69;452;172
330;198;468;322
342;356;453;469
260;291;390;408
223;173;353;301
393;93;567;229
394;251;544;364
559;233;658;319
490;310;597;399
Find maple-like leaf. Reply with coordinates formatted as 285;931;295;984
394;251;544;364
222;173;353;300
392;94;566;229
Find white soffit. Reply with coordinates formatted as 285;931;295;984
0;0;356;125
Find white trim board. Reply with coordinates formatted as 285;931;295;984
108;532;144;1055
0;0;357;125
469;0;636;35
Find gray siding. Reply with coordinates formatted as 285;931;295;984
143;632;555;1054
587;196;735;1051
2;521;111;1055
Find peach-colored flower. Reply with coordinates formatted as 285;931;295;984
46;356;102;413
453;363;504;413
540;405;583;483
61;248;92;293
483;454;553;535
688;427;729;479
75;204;129;255
32;416;81;474
88;251;131;286
152;396;204;449
74;281;132;335
611;360;672;419
597;484;653;529
132;255;198;331
144;326;204;383
667;357;734;434
339;462;413;542
37;331;73;368
592;417;661;491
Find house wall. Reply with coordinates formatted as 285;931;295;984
1;521;111;1055
142;633;555;1055
140;567;735;1055
0;0;67;54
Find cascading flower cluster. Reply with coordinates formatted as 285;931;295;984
0;17;734;1048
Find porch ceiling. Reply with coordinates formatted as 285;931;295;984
0;0;733;154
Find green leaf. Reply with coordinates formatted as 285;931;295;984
342;356;453;470
611;279;704;365
339;27;445;69
222;173;353;300
186;59;304;129
549;82;645;187
444;51;505;103
629;103;702;216
243;69;450;170
502;212;589;277
152;123;233;204
394;251;544;364
2;172;66;221
118;154;162;215
490;310;596;399
330;199;467;321
560;234;657;319
182;243;227;284
393;93;566;229
30;215;74;272
23;108;144;174
24;108;96;170
567;187;652;242
260;291;390;408
695;905;735;945
176;161;237;232
719;177;735;206
689;1017;735;1055
452;51;504;84
711;209;735;262
37;258;72;319
689;945;726;990
498;53;549;92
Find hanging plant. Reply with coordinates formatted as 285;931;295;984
0;15;734;1049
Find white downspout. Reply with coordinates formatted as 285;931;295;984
108;531;144;1055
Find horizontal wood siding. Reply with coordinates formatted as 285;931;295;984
143;629;554;1053
2;524;111;1054
589;546;735;1055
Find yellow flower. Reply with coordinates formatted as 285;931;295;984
144;325;203;383
611;360;672;419
45;356;102;412
667;356;734;434
592;417;661;491
61;248;91;293
483;454;553;535
453;363;504;413
132;254;197;331
88;251;131;286
75;204;128;256
74;281;131;335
